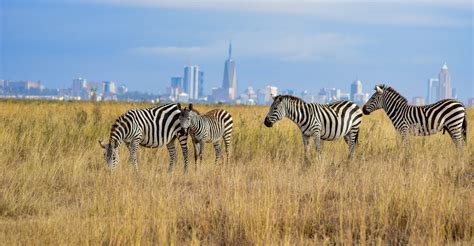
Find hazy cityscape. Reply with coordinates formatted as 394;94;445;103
1;43;472;107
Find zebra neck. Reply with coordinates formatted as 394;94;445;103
109;126;126;147
382;94;409;122
284;100;305;126
109;137;122;148
190;115;204;133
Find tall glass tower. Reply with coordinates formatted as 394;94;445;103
438;62;452;100
222;42;237;101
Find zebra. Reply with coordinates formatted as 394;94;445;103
178;104;233;165
98;103;189;171
362;84;467;147
264;95;363;161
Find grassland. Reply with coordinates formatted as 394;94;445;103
0;100;472;244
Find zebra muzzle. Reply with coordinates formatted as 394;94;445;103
264;118;273;127
362;106;371;115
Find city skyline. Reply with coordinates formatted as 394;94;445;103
1;0;472;103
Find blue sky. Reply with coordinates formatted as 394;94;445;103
1;0;473;102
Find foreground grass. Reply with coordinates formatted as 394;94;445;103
0;100;472;244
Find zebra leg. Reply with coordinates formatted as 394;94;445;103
193;141;200;169
166;139;177;172
213;142;222;164
314;132;321;153
223;133;232;164
178;134;189;171
302;134;310;164
128;140;139;172
447;127;464;149
199;142;204;163
344;129;359;159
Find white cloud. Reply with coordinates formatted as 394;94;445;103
64;0;472;27
130;32;370;63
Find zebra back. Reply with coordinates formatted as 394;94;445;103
109;103;184;148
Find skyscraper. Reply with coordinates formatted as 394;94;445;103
183;65;199;100
171;77;183;90
438;62;452;100
427;78;439;104
198;71;204;98
222;42;237;101
350;79;363;102
102;81;116;99
72;77;87;98
170;77;183;100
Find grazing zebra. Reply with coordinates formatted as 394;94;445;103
178;104;233;165
264;95;363;160
362;84;467;147
98;103;189;171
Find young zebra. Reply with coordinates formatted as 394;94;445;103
264;95;363;160
178;104;233;165
363;84;467;147
98;103;189;171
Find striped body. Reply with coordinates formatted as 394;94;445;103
264;95;363;160
363;85;467;146
179;105;233;164
99;103;189;171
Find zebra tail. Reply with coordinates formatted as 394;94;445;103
462;113;467;143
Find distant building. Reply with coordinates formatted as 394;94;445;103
222;42;237;101
102;81;116;99
116;85;128;95
72;78;85;97
281;89;296;96
170;77;183;100
318;88;341;103
427;78;439;104
257;85;278;105
177;92;190;103
438;62;452;100
339;92;350;101
412;96;425;106
468;98;474;108
211;87;228;103
183;65;200;100
238;86;258;105
198;71;204;98
301;90;315;103
350;79;363;101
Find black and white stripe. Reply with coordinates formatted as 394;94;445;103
363;84;467;147
264;95;363;160
178;104;233;165
99;103;189;171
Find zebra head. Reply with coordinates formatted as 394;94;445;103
99;139;119;168
264;95;286;127
363;85;385;115
178;103;198;135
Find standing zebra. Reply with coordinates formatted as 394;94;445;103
98;103;189;171
178;104;233;165
264;95;363;160
362;84;467;147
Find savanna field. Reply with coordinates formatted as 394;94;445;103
0;100;472;244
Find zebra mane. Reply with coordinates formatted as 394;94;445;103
277;95;305;103
380;85;408;104
185;107;201;115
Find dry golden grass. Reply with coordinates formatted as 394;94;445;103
0;100;472;244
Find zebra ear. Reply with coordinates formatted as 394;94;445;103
98;139;107;149
177;103;181;110
189;103;193;110
376;86;384;94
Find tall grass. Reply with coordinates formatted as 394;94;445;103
0;100;472;244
